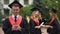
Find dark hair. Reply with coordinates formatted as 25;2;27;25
50;8;57;13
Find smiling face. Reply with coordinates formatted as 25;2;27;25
49;10;53;17
49;10;55;18
49;12;52;17
11;4;20;16
32;11;41;18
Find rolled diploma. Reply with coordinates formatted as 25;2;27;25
39;22;45;27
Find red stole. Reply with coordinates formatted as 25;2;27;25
9;16;22;26
31;16;40;26
49;18;55;24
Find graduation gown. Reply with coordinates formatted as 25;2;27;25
29;18;46;34
47;19;59;34
2;16;29;34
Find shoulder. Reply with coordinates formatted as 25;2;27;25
21;17;27;22
1;17;9;23
2;18;8;21
1;18;6;22
53;19;58;23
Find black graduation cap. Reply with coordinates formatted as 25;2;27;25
50;8;57;13
8;0;23;8
31;7;42;13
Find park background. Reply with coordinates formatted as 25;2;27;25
0;0;60;26
0;0;60;34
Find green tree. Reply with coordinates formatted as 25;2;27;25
33;0;50;20
22;5;32;17
33;0;60;24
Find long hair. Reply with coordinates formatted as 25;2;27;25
31;11;42;20
50;8;60;24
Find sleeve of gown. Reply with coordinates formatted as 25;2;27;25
54;20;60;34
29;19;36;31
21;18;29;34
2;19;12;34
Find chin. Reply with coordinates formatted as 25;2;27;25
14;14;18;15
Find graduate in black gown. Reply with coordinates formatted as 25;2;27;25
29;7;46;34
46;8;60;34
2;0;28;34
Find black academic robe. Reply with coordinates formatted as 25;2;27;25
29;18;46;34
2;17;29;34
47;19;60;34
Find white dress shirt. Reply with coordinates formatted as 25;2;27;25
12;15;19;20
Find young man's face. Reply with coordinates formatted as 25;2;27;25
11;4;20;15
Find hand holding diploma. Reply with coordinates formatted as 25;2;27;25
12;25;18;31
35;22;44;29
45;25;53;28
12;25;22;31
17;25;22;31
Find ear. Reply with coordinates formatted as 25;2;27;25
19;8;22;15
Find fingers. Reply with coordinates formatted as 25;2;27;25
45;25;53;28
35;26;40;29
12;25;22;31
17;26;22;31
12;25;18;31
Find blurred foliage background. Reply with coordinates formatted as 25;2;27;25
0;0;60;24
33;0;60;19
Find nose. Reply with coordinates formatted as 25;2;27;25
14;9;18;11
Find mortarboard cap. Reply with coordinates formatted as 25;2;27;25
8;0;23;8
50;8;57;13
31;7;42;13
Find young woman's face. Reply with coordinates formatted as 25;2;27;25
49;10;54;17
49;12;53;17
33;11;41;18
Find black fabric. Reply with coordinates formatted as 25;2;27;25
8;0;23;8
47;19;60;34
50;8;57;13
29;18;46;34
31;7;42;14
2;17;29;34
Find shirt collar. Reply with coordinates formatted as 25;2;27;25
12;14;19;19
